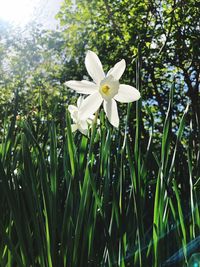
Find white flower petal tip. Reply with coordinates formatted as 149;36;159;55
79;129;88;136
103;99;119;128
68;105;77;114
77;96;84;108
71;124;78;132
85;50;105;84
107;59;126;80
114;85;141;103
68;105;78;122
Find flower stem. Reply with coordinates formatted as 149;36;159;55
88;109;99;156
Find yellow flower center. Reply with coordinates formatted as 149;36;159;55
101;84;110;95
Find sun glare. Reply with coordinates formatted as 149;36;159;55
0;0;40;25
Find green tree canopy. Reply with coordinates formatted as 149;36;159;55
57;0;199;138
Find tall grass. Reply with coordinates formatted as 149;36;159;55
0;83;199;266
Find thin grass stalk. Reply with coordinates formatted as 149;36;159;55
153;85;174;266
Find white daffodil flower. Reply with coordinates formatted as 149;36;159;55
68;96;93;135
65;50;141;128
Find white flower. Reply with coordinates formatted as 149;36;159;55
68;96;93;135
65;50;140;128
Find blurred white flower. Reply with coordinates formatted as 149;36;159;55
65;50;140;128
68;96;94;135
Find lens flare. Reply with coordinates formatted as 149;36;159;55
188;253;200;267
0;0;39;25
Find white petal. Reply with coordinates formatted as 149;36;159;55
71;124;78;132
79;120;88;130
107;59;126;80
65;80;98;94
85;50;105;84
79;92;103;119
103;99;119;128
78;120;88;135
77;96;84;108
68;105;78;121
79;127;88;136
114;84;141;103
68;105;77;114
